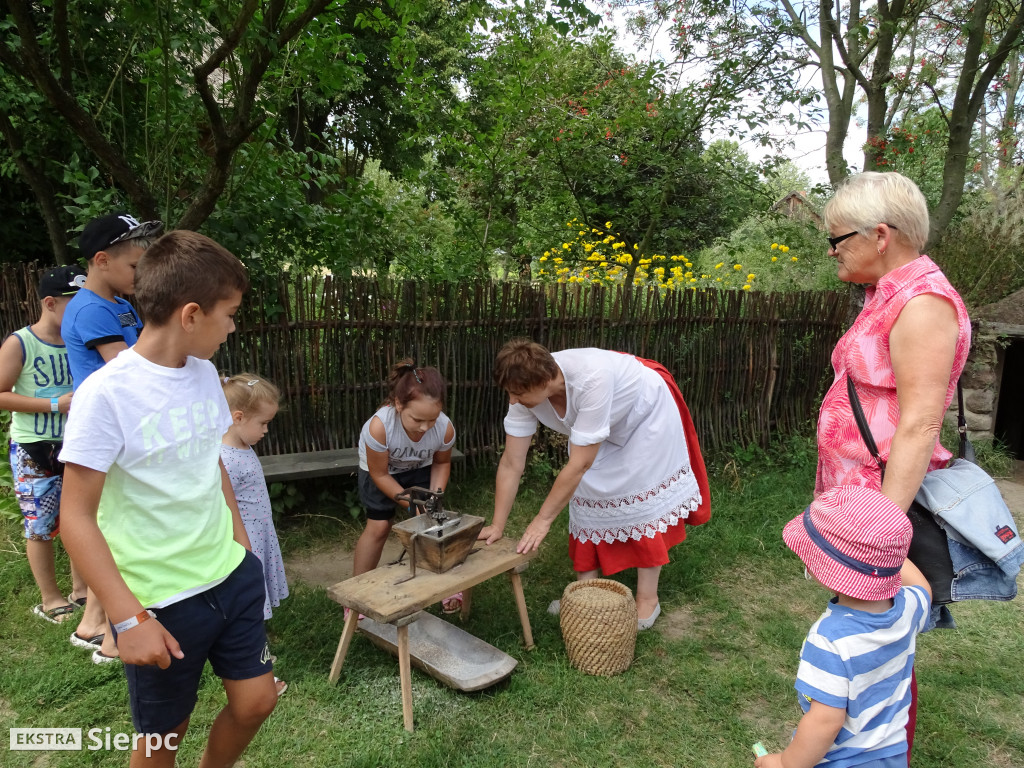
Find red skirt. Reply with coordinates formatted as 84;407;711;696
568;516;688;575
567;355;709;576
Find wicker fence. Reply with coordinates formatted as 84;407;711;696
1;264;849;460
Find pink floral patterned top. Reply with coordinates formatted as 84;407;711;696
815;255;971;495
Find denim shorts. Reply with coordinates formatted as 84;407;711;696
118;550;272;735
10;442;63;541
358;465;431;520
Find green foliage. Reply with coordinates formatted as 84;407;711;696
931;184;1024;308
268;482;305;519
862;111;957;211
695;212;842;293
940;423;1017;479
0;411;19;522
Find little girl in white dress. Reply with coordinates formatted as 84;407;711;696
221;373;289;694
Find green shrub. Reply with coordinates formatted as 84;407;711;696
932;186;1024;308
694;212;842;293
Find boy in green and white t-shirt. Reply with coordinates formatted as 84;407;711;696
0;265;87;624
60;231;277;765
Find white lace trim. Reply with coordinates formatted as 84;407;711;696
568;463;702;545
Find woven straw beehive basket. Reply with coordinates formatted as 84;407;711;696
559;579;637;676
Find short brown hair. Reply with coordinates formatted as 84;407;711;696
134;231;249;325
493;339;559;392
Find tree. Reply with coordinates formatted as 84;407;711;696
615;0;1024;247
420;1;791;287
0;0;396;262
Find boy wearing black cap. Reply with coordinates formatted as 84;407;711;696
62;213;164;387
0;266;87;624
61;212;162;663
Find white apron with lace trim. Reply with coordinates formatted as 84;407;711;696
503;349;701;545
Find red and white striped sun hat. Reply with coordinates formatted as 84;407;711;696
783;485;913;601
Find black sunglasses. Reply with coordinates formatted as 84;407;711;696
828;224;899;251
827;231;859;250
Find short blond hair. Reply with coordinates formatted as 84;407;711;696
823;172;929;252
222;373;280;414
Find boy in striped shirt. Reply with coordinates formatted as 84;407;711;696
756;485;932;768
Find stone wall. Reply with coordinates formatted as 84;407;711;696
957;322;1019;438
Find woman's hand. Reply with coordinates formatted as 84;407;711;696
517;515;552;554
478;524;504;545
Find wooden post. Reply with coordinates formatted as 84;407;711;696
328;609;359;685
397;621;414;732
508;568;535;651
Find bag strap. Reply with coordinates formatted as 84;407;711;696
847;374;976;470
956;380;977;463
846;375;886;478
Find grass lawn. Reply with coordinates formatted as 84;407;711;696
2;443;1022;767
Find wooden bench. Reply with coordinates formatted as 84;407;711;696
258;447;465;484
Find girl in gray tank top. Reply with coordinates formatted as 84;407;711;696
352;360;461;611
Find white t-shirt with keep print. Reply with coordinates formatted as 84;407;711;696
60;348;244;608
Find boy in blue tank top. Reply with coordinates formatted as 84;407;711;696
0;265;87;624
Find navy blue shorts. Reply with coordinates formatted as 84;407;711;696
358;465;431;520
117;550;272;735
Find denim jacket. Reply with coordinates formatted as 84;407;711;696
916;459;1022;603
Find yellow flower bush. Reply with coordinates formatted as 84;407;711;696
535;220;802;292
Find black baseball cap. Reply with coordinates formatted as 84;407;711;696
38;265;87;298
79;213;164;260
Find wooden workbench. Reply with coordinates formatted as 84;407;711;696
327;538;536;731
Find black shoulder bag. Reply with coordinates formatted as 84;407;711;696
846;375;968;605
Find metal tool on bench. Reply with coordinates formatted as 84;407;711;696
392;487;485;583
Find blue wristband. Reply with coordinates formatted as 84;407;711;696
50;397;59;413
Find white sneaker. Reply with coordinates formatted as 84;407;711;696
637;603;661;630
547;599;561;616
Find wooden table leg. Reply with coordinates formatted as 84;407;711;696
459;587;474;621
507;569;535;650
397;623;414;732
328;609;359;685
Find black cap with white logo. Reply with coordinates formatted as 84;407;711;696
79;213;164;260
38;265;87;298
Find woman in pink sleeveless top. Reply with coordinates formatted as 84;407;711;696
815;172;971;761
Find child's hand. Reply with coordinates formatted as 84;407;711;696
754;752;784;768
115;619;184;669
57;391;73;413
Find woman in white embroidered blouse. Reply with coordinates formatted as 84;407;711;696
480;340;710;629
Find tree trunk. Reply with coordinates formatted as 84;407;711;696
0;110;70;263
929;0;1024;248
817;0;854;184
5;0;161;219
861;0;898;171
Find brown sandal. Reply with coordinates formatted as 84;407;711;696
33;603;77;624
